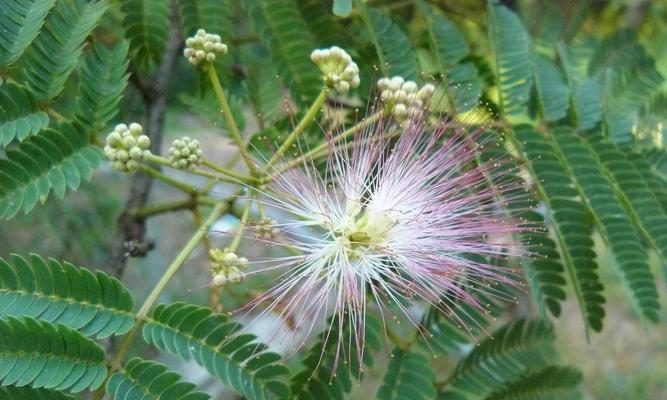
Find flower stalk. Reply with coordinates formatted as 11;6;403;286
265;87;329;168
205;62;258;176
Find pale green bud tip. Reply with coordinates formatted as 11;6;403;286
310;46;360;94
184;28;228;65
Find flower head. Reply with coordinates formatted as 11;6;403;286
104;123;150;174
184;29;228;65
311;46;360;93
377;76;436;121
169;136;203;170
236;108;525;363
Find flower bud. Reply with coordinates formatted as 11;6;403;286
184;29;229;66
310;46;360;94
137;135;151;149
169;137;202;170
105;122;150;174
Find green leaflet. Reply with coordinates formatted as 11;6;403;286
0;0;56;68
0;82;49;145
376;348;436;400
332;0;352;17
122;0;171;74
0;123;103;219
107;357;210;400
447;319;557;398
588;30;663;144
0;316;107;393
178;0;232;37
533;55;569;122
483;366;582;400
142;302;290;400
513;126;605;333
556;40;602;131
419;2;481;112
75;41;130;135
19;0;108;102
487;0;533;117
0;254;134;338
298;0;353;47
549;128;660;323
0;385;76;400
363;7;419;80
243;0;322;103
477;132;567;318
290;314;382;399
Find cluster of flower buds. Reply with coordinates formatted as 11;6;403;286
310;46;360;94
254;218;280;239
168;136;203;170
183;29;228;65
210;249;248;286
104;123;151;174
377;77;436;121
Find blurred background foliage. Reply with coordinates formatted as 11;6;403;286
2;0;667;399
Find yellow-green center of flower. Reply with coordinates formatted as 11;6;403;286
338;204;395;259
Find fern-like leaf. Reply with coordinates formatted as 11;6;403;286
0;123;103;219
514;126;605;333
18;0;108;102
483;366;582;400
122;0;171;74
240;46;284;125
586;136;667;286
142;302;290;400
297;0;352;47
0;0;56;69
178;0;231;37
419;2;469;66
0;254;134;338
549;128;659;322
419;2;480;112
487;0;532;117
627;150;667;213
533;55;569;122
0;385;75;400
0;316;107;392
290;314;382;399
363;7;419;80
243;0;321;103
376;348;436;400
589;30;663;144
75;41;130;135
478;132;566;318
0;82;49;145
107;357;210;400
447;319;556;398
555;41;602;131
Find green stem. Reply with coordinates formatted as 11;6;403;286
229;199;252;251
139;165;197;194
205;62;258;175
92;202;229;400
265;88;329;168
135;198;195;218
134;195;219;218
202;158;255;183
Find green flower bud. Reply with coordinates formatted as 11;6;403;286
137;135;150;149
310;46;360;94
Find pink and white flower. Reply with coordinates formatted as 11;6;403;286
236;107;526;362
